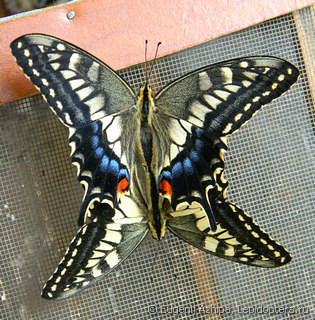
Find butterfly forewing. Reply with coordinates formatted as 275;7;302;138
155;57;299;137
11;34;136;127
11;34;298;300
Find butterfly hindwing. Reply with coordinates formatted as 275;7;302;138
168;201;291;267
11;34;136;127
42;196;148;300
155;57;299;137
69;112;136;226
154;113;228;231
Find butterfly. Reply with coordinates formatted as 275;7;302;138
11;34;299;300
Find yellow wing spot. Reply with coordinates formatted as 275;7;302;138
239;61;249;68
49;88;56;98
57;43;66;51
76;237;82;246
71;248;78;257
60;70;76;79
203;94;221;109
274;251;281;257
64;113;73;125
91;267;103;278
243;103;251;112
204;237;219;251
220;67;233;83
76;86;94;100
214;89;230;100
90;250;105;259
225;84;240;93
242;80;251;88
50;284;57;291
196;216;210;232
66;258;74;267
239;257;248;262
28;59;33;67
234;113;242;122
24;49;30;57
51;62;61;71
244;223;252;230
262;91;271;96
103;229;122;243
224;246;235;256
42;78;49;86
37;45;45;53
251;231;260;238
278;74;285;81
252;96;260;103
287;68;292;75
225;238;241;245
238;214;245;222
105;250;120;268
55;276;62;283
17;41;23;49
272;83;278;90
33;69;40;77
55;102;66;117
198;71;212;91
262;67;270;74
222;122;233;135
86;259;99;268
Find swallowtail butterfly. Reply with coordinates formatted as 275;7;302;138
11;34;298;300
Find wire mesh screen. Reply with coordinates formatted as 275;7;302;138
0;5;314;320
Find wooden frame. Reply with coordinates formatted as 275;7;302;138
0;0;313;104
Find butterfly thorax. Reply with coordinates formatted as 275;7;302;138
134;84;166;240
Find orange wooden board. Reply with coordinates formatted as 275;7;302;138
0;0;313;104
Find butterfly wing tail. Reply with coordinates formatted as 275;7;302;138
42;202;148;300
168;201;291;268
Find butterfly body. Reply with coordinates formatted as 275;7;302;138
10;34;299;300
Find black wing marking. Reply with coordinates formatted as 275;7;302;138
155;57;299;137
155;113;228;231
167;201;291;267
11;34;136;127
42;197;148;300
69;112;135;226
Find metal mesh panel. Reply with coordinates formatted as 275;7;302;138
0;6;314;320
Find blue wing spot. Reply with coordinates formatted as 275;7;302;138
172;162;183;179
118;168;129;180
195;139;204;152
90;135;99;149
183;157;194;175
189;150;200;162
109;159;119;174
95;147;104;159
160;170;172;182
196;128;204;137
91;122;99;134
99;155;109;172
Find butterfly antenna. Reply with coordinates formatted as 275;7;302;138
146;41;162;85
144;40;149;82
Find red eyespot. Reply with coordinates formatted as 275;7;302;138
117;178;129;195
159;179;172;198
